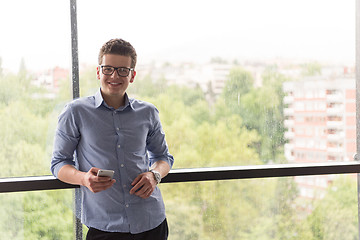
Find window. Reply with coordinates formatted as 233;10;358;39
0;0;71;178
0;0;358;239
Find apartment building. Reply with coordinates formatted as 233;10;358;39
283;76;356;199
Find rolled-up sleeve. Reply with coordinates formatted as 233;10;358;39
51;104;80;177
146;107;174;169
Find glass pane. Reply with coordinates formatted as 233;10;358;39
0;175;356;239
161;175;358;240
76;0;355;169
0;189;74;239
0;1;72;177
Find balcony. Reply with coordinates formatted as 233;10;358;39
284;131;295;139
327;106;344;116
284;143;294;150
283;108;295;116
326;121;344;129
327;146;344;154
327;132;344;142
284;119;295;127
283;95;294;104
284;149;295;162
326;94;343;103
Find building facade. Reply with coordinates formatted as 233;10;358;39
283;76;356;199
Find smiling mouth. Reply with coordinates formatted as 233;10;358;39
108;82;122;85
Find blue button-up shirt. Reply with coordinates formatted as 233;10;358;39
51;89;174;234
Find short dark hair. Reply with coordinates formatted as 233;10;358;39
98;38;137;68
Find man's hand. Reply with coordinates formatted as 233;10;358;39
82;167;116;193
130;172;157;199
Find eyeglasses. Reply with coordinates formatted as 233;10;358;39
99;65;134;77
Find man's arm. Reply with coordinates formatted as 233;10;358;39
150;159;171;179
52;104;116;193
129;105;174;199
58;165;115;193
129;160;170;199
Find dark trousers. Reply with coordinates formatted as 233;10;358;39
86;219;168;240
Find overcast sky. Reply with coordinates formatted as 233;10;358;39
0;0;355;72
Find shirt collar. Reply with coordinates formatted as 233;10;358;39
122;93;135;110
94;88;134;110
125;94;135;110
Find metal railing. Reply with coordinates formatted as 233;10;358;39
0;162;359;239
1;162;359;193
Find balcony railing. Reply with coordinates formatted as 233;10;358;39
1;162;360;193
1;162;360;239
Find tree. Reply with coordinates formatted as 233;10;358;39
1;62;355;240
307;176;358;240
222;67;254;114
128;73;168;99
0;69;76;239
210;57;228;64
220;67;288;163
301;62;322;77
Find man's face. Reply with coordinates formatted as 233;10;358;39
96;54;136;98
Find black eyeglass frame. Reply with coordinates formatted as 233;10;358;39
99;65;135;77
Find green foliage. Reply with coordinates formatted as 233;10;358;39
0;64;357;239
301;62;322;77
0;71;32;106
23;190;74;240
164;185;206;240
307;176;358;240
0;193;24;239
0;69;75;239
222;67;254;112
0;190;74;240
220;67;288;163
0;101;50;177
210;57;229;64
79;65;100;97
129;73;168;98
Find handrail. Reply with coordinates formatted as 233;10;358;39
1;161;359;193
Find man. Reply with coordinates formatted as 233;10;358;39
51;38;174;240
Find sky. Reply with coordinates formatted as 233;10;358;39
0;0;356;72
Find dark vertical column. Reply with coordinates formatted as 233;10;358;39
70;0;80;100
70;0;82;239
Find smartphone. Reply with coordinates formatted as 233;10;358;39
97;169;115;179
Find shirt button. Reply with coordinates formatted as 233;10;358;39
116;127;120;131
126;204;129;208
121;164;124;167
117;145;121;148
123;184;127;188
